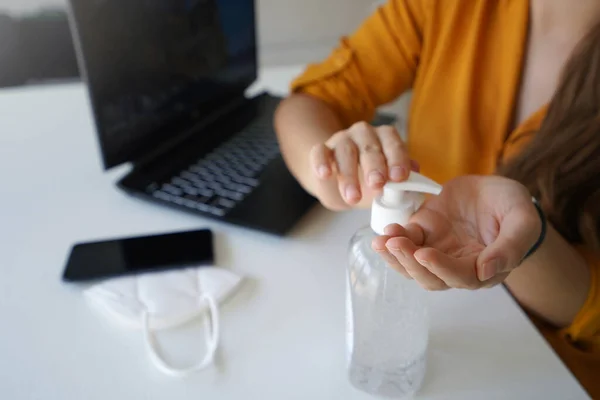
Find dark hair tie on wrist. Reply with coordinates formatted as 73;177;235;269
521;197;547;262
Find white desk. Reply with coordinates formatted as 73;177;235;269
0;66;589;400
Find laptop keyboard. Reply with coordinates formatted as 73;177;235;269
148;116;280;217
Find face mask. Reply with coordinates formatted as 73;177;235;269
85;267;242;377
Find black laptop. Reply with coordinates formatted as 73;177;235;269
67;0;393;235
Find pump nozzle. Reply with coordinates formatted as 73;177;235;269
371;171;442;235
383;172;442;197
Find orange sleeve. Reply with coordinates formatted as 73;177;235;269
290;0;432;126
561;246;600;352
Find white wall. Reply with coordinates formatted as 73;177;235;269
258;0;379;65
1;0;378;66
0;0;65;14
2;0;409;114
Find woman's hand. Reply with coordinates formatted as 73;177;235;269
309;122;415;209
372;175;542;290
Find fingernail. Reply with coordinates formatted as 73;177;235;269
385;240;400;251
480;259;502;281
317;165;330;178
390;166;407;181
368;171;385;186
372;243;384;252
345;185;360;202
416;258;429;267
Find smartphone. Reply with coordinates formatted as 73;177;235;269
62;229;214;282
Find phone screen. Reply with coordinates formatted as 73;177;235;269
62;229;214;282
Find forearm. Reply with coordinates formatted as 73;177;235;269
275;93;341;182
505;224;591;328
274;94;352;210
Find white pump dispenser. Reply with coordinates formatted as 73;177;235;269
346;171;442;398
371;171;443;234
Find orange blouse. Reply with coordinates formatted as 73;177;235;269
290;0;600;396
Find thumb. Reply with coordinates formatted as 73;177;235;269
476;204;541;281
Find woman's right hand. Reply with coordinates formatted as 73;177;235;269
309;121;415;210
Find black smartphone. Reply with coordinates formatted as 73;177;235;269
62;229;214;282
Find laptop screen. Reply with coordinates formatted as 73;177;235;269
68;0;257;169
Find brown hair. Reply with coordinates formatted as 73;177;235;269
499;22;600;252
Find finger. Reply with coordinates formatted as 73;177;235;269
372;234;391;252
309;143;334;179
386;237;448;290
383;223;407;237
376;125;411;182
372;236;411;279
481;272;510;289
383;223;425;246
333;138;361;204
381;251;411;279
405;223;426;246
476;204;541;281
414;247;480;290
348;122;387;190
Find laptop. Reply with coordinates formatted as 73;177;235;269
67;0;394;235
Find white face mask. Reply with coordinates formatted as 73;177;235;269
85;267;242;377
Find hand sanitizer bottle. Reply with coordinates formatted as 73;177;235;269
346;171;442;398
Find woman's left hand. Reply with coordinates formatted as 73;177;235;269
372;175;543;290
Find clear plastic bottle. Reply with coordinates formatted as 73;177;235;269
346;172;442;398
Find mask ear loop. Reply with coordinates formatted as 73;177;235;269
142;293;219;377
